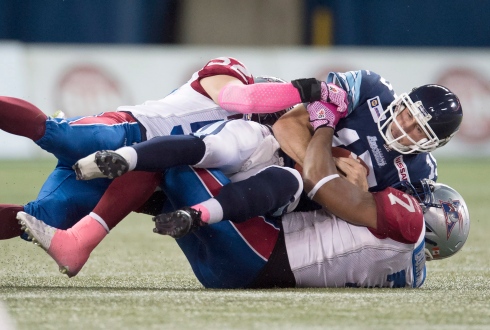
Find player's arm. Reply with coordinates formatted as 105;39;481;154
303;127;423;242
334;157;369;192
272;104;312;167
200;74;244;103
201;75;322;114
302;127;378;228
197;57;348;115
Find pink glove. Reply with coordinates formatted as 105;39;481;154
320;83;348;113
307;100;347;131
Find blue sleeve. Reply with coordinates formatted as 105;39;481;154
327;70;393;116
327;70;363;115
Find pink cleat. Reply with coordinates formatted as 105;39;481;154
17;212;107;277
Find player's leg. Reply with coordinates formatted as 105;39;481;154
0;96;47;140
73;134;206;179
73;119;270;180
38;112;142;167
23;167;110;230
154;166;302;238
0;204;24;239
199;166;302;223
0;98;142;165
0;106;143;237
18;171;162;277
161;166;279;289
1;166;110;241
15;112;143;236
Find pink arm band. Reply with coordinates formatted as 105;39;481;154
217;83;302;114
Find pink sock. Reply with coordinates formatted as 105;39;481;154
68;214;108;249
192;204;210;223
48;215;107;277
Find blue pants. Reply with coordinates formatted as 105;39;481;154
23;115;142;229
162;166;280;289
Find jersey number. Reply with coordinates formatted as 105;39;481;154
387;193;415;213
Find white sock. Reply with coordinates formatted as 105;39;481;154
115;146;138;171
89;212;110;233
199;199;223;224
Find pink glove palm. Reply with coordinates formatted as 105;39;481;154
307;100;347;131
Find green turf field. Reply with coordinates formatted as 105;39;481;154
0;157;489;330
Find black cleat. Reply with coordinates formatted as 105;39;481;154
94;150;129;179
152;207;204;239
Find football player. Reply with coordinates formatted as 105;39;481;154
17;86;462;278
274;71;463;191
56;71;463;249
0;56;331;240
72;71;462;195
141;100;468;288
19;101;470;287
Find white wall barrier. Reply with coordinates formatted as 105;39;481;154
1;43;489;159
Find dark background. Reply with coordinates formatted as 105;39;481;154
0;0;488;46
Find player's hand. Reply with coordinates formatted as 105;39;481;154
320;83;348;113
306;100;347;131
334;157;369;192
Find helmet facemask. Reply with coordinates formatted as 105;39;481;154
378;93;440;154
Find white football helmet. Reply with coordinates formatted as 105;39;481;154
396;179;470;260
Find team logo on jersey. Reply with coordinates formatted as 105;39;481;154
441;199;463;239
316;108;327;119
367;96;386;123
367;136;387;167
394;156;410;182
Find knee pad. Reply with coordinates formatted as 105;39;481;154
261;166;303;215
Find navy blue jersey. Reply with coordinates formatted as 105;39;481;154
328;70;437;191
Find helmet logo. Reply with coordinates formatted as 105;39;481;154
414;101;432;121
441;199;463;240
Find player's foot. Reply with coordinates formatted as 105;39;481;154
153;207;204;239
73;150;129;180
17;212;90;278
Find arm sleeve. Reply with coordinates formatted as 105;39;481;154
369;187;424;244
217;82;303;114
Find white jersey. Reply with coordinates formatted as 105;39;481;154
117;57;254;140
282;188;427;288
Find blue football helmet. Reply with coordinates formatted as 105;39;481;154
378;84;463;154
394;179;470;260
